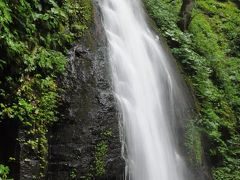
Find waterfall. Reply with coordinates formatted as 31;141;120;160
99;0;192;179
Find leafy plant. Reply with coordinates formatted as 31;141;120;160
0;0;93;178
144;0;240;179
95;141;108;176
0;164;12;180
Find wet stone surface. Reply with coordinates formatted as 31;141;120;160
47;2;124;180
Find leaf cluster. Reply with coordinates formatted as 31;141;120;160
0;0;92;177
144;0;240;179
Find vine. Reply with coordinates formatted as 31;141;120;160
0;0;93;178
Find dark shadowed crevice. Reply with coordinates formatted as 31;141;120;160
0;119;20;179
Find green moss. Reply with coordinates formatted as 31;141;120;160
185;119;203;167
102;129;113;137
189;14;224;58
94;141;108;176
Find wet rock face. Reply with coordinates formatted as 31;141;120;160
18;129;41;180
47;2;124;180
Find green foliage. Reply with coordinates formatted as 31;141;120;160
94;141;108;176
102;129;113;137
0;0;92;178
23;47;66;74
70;168;77;179
0;164;12;180
144;0;240;179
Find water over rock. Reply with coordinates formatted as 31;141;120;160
47;2;124;179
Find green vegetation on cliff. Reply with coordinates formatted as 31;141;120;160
144;0;240;179
0;0;92;178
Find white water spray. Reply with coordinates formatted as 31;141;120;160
99;0;191;179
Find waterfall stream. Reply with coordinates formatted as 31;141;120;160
99;0;192;179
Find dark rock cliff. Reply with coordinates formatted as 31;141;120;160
47;2;124;179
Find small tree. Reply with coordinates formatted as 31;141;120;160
178;0;194;31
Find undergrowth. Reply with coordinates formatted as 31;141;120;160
0;0;92;178
144;0;240;179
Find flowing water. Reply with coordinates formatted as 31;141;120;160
99;0;192;179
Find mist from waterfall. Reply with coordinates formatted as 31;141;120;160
99;0;192;179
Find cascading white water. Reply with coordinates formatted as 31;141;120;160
99;0;191;179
